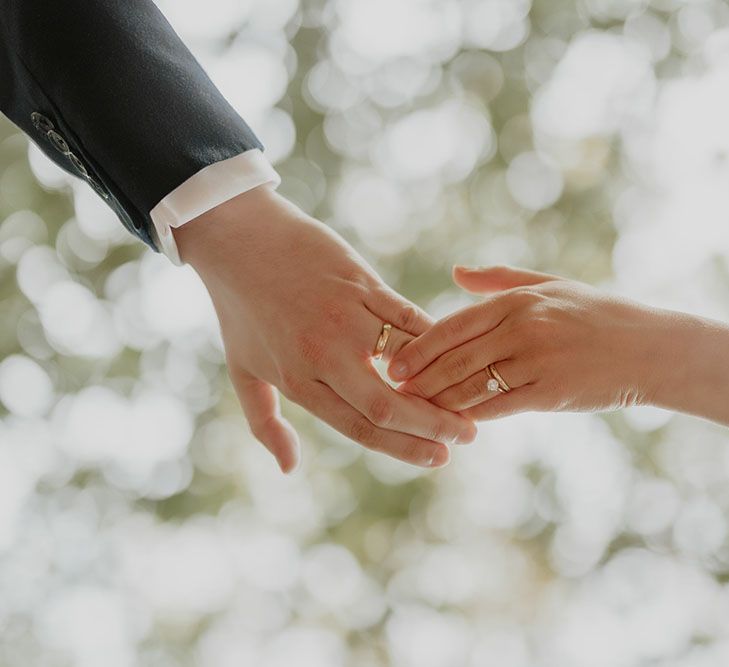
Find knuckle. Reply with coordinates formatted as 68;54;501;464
295;331;327;366
340;267;370;290
508;308;538;339
445;315;466;338
445;352;471;382
248;420;265;442
510;287;542;309
394;303;419;332
427;421;450;444
321;300;347;327
463;376;485;402
249;415;276;444
431;393;450;409
346;416;370;443
405;379;429;398
365;395;395;427
434;395;458;412
401;438;426;464
347;416;378;446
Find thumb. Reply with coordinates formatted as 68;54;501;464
453;265;557;294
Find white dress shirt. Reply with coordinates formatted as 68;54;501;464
149;148;281;265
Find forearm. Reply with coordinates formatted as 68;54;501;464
1;0;261;249
648;311;729;426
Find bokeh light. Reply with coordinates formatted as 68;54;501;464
1;0;729;665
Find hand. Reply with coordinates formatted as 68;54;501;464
173;186;477;473
388;265;680;421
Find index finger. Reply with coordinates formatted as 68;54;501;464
387;295;512;382
326;361;477;445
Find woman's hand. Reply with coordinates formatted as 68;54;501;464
387;266;687;421
174;186;476;473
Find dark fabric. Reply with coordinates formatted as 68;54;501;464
0;0;262;250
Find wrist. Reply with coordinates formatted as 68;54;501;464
171;184;293;273
642;310;729;419
635;309;693;407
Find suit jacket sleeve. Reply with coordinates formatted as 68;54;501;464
0;0;263;251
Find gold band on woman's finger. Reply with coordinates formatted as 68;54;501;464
373;323;392;360
486;362;511;393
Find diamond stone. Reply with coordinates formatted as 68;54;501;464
487;378;500;392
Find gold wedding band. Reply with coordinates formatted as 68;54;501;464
486;363;511;393
373;323;392;360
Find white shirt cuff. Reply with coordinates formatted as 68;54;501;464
149;148;281;265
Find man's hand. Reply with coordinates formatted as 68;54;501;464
173;186;476;473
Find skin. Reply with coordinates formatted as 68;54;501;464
172;185;477;474
389;265;729;427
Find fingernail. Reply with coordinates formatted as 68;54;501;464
428;447;450;468
455;424;477;444
389;361;410;380
281;457;300;475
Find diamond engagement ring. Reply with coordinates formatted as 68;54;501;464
486;363;511;393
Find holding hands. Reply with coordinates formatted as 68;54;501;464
176;185;728;474
174;186;477;473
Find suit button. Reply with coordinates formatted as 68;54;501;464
87;176;110;200
31;112;54;133
47;130;71;155
68;152;89;178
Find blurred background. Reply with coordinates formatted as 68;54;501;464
2;0;729;664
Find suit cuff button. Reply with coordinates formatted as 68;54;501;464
68;153;89;178
47;130;71;155
31;112;54;133
87;176;110;200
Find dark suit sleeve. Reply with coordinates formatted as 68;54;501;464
0;0;262;251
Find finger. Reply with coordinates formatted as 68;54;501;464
461;382;543;421
388;296;513;382
379;326;415;364
453;265;557;294
229;369;301;474
430;359;533;412
301;380;451;468
346;305;416;363
398;326;514;399
353;306;416;363
325;361;477;445
364;285;433;337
